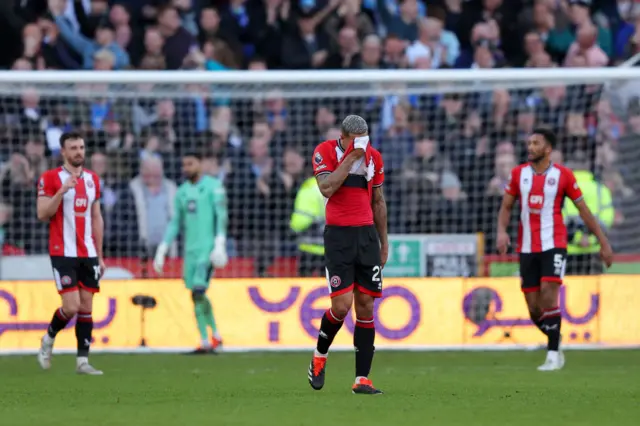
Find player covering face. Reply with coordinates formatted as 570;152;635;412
36;133;106;375
153;152;229;354
497;128;613;371
308;115;387;394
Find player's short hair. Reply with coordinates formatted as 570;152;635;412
341;115;368;136
60;131;83;148
532;127;556;148
183;151;203;160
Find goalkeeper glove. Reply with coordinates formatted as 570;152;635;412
210;236;229;269
153;243;169;274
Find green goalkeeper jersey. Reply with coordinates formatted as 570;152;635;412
161;175;228;254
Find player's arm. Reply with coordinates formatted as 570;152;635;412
153;190;183;273
210;180;229;268
316;150;364;198
91;202;104;259
372;186;389;267
211;181;228;239
496;168;519;254
37;174;75;221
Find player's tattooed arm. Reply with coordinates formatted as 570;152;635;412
316;151;363;198
372;186;389;266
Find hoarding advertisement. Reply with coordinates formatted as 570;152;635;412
0;277;638;352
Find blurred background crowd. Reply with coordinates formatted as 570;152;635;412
0;0;639;277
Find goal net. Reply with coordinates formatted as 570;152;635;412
0;68;638;279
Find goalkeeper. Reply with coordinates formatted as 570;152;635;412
153;152;229;354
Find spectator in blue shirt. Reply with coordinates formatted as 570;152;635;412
52;13;130;70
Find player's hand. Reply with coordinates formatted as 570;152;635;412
98;257;106;278
380;242;389;268
61;176;77;194
210;236;229;269
496;230;510;255
153;243;169;274
599;242;614;268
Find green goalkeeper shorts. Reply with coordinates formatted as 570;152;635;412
183;252;214;290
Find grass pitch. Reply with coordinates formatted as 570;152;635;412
1;350;639;426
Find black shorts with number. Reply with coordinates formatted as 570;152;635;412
519;248;567;293
324;225;382;298
51;256;101;294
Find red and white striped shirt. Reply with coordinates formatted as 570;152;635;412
38;167;101;258
505;163;583;254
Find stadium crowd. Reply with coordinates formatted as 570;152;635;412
0;0;639;276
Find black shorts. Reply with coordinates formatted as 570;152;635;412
324;225;382;298
50;256;101;294
519;248;567;293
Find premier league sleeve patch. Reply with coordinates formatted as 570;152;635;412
314;152;323;165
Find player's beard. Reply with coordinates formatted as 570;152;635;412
69;157;84;168
528;153;545;163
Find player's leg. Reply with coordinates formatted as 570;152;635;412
519;253;546;335
75;258;103;375
193;258;222;351
537;249;567;371
39;258;81;370
351;226;383;395
308;226;355;391
183;257;212;353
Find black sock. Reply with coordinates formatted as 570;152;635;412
316;309;344;355
75;311;93;357
529;312;546;335
354;316;375;378
541;307;561;351
47;308;71;338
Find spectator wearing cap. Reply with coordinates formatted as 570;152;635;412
157;5;196;70
51;3;130;69
547;0;612;62
375;0;420;42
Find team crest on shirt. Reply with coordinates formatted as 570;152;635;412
330;275;341;288
86;180;94;189
314;152;323;165
547;178;556;186
61;276;72;285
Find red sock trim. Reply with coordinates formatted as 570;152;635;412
55;308;69;321
356;316;375;329
326;308;345;324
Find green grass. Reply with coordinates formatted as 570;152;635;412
1;351;639;426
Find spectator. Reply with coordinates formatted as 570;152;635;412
360;34;383;68
374;102;414;174
375;0;420;42
400;135;446;233
324;26;361;69
615;12;640;63
325;0;375;47
157;5;195;70
128;155;178;260
280;8;332;69
437;170;471;234
51;4;130;70
563;22;609;67
455;22;504;68
23;135;48;179
382;34;408;68
486;152;516;196
547;0;612;62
